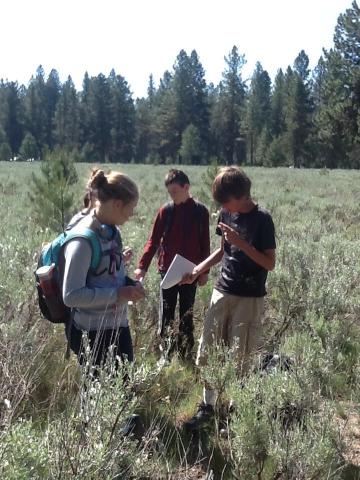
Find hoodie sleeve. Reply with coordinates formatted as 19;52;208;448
62;238;118;309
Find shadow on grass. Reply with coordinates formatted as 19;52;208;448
134;403;232;480
342;464;360;480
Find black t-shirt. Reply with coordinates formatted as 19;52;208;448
215;205;276;297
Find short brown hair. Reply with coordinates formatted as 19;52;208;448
212;166;251;204
87;168;139;205
164;169;190;187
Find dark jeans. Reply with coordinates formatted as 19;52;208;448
160;282;197;359
67;322;133;368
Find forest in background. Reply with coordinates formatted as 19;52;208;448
1;1;360;168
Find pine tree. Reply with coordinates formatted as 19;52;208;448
135;97;151;162
270;69;286;138
179;124;202;164
188;50;210;155
19;132;38;159
283;55;312;167
246;62;271;164
45;69;61;149
0;138;12;161
210;46;247;164
24;66;48;157
151;70;178;162
164;49;210;161
108;70;135;163
81;74;112;162
54;76;80;149
79;71;91;153
314;0;360;167
294;50;311;82
313;50;351;167
0;81;24;155
29;148;78;232
147;74;156;108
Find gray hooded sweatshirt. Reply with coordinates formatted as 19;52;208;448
62;211;128;331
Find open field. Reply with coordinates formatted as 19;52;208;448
0;163;360;479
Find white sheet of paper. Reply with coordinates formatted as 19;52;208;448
160;254;196;289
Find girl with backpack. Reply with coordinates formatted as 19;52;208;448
62;168;145;369
67;179;134;265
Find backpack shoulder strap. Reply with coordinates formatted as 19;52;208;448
162;201;175;239
62;228;102;271
193;200;208;237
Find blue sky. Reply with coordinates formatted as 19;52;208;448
0;0;352;97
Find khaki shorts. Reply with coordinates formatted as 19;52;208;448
196;289;265;375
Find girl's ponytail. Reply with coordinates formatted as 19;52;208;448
85;168;138;205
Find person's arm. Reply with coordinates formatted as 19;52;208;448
200;208;211;260
63;239;144;308
135;209;165;278
218;222;276;271
181;237;224;284
197;207;211;285
63;239;119;308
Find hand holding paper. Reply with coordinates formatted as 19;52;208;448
160;254;197;289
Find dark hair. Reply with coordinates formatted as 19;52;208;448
83;192;91;209
164;169;190;187
212;166;251;204
87;168;138;205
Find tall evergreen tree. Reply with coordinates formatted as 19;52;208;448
313;1;360;167
0;81;24;155
270;69;286;138
294;49;311;82
164;49;210;161
24;66;48;156
189;50;210;157
211;46;247;164
147;74;156;108
79;71;91;151
45;69;61;149
0;124;12;160
82;74;112;162
54;76;80;149
282;54;313;167
135;97;152;162
19;132;38;160
179;124;202;164
151;70;178;162
246;62;271;164
135;74;159;162
108;69;135;163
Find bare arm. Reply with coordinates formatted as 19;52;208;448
219;222;276;271
181;238;224;284
240;245;276;271
194;244;223;276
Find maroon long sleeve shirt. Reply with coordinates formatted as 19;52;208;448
138;197;210;273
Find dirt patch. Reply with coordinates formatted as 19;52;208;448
337;402;360;467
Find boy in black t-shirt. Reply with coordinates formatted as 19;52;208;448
182;166;276;430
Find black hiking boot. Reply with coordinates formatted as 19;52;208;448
184;403;214;432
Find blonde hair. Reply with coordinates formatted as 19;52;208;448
87;168;139;205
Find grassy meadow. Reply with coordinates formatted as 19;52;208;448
0;162;360;479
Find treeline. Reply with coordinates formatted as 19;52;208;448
1;1;360;168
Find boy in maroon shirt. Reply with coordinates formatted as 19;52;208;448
134;169;210;360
